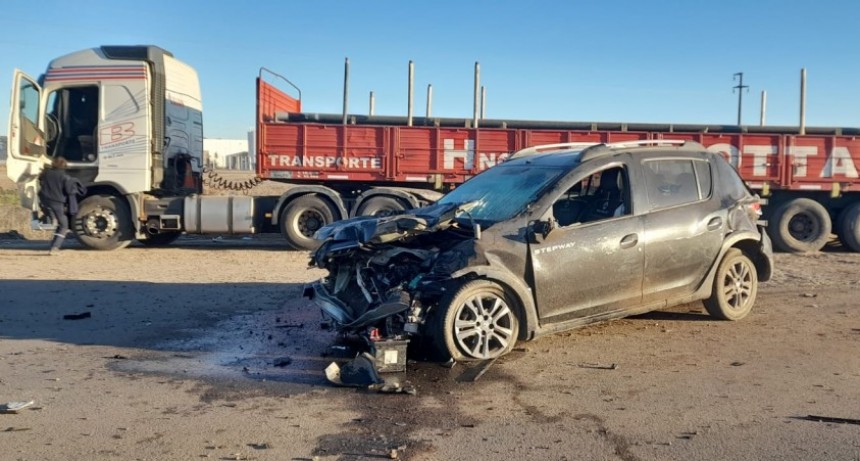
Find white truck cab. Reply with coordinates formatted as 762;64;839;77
7;45;205;249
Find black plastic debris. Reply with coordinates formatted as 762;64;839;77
63;312;91;320
456;358;497;382
325;353;383;387
273;357;292;367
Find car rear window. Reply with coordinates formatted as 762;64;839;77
712;154;751;202
643;159;701;209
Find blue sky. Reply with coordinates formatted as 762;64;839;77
2;0;859;139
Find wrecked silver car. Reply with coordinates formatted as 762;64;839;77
305;141;773;366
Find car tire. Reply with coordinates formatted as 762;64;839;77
73;195;134;251
769;198;831;252
703;248;758;321
280;195;336;251
434;279;520;362
836;202;860;253
356;196;408;217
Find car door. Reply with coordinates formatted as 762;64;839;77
6;70;47;216
640;158;725;303
529;162;644;322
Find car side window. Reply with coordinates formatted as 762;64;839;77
552;166;629;226
643;159;700;209
694;160;713;199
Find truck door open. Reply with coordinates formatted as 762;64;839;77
6;70;47;217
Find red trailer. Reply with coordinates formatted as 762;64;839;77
8;46;858;252
257;73;860;253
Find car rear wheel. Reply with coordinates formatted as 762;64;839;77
436;279;520;362
703;248;758;321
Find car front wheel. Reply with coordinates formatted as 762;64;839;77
703;248;758;320
436;279;520;361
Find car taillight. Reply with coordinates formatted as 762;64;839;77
744;200;763;219
750;202;762;216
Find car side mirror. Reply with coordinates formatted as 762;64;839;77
529;217;555;244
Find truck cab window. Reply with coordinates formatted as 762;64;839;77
47;86;99;163
18;80;44;157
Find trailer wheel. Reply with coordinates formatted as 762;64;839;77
769;198;831;252
356;196;408;217
280;195;335;251
73;195;134;251
836;202;860;252
138;232;182;247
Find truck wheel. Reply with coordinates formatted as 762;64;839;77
703;248;758;320
769;198;831;252
356;196;408;217
73;195;134;250
138;232;182;247
433;279;520;362
280;195;335;251
836;202;860;252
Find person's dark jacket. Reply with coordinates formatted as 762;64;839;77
38;168;87;215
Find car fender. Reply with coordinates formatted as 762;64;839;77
450;263;539;340
696;229;769;299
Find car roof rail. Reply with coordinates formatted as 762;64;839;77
580;139;706;161
606;139;686;148
510;142;599;159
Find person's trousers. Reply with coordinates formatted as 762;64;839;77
44;201;69;250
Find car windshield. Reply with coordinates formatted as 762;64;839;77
437;164;567;225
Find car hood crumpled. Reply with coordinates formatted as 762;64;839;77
312;202;461;255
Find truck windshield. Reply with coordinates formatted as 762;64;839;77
437;164;566;225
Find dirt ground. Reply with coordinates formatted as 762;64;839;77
1;167;859;460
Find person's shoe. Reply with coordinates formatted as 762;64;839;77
49;248;61;256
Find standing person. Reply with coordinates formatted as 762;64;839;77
38;157;86;255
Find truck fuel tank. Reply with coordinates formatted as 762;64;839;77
183;195;255;234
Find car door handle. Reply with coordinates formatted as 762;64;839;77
707;217;722;231
620;233;638;249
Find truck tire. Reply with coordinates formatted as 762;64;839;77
138;231;182;247
356;196;408;217
769;198;831;252
280;195;335;251
836;202;860;252
73;195;134;251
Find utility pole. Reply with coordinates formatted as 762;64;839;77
733;72;749;126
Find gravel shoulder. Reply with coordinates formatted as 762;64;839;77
1;238;858;461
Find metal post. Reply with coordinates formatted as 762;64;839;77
407;60;414;127
473;62;480;128
733;72;748;126
426;84;433;118
369;91;375;116
800;68;807;135
481;86;486;119
342;58;349;125
760;90;767;126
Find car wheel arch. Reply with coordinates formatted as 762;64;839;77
700;233;771;298
447;267;538;340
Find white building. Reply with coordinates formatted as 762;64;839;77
203;137;251;170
